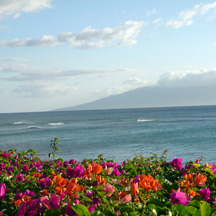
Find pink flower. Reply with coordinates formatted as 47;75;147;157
102;183;115;197
170;188;191;205
170;158;183;170
199;188;211;201
121;194;132;203
50;194;60;209
0;183;6;201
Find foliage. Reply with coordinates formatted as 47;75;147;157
48;137;61;160
0;148;216;216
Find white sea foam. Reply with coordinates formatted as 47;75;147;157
48;122;64;126
137;119;155;122
27;126;41;129
14;121;24;125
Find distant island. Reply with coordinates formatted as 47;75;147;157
56;85;216;111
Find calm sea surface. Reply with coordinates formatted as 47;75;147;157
0;106;216;164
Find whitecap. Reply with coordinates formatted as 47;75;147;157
137;119;155;122
48;122;64;126
27;126;41;129
14;121;24;125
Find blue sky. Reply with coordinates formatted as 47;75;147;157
0;0;216;113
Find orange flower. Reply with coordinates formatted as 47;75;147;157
54;176;67;187
35;173;42;178
66;178;84;197
146;193;151;198
95;175;106;185
54;176;67;194
15;199;22;207
84;164;92;180
134;198;140;203
91;162;103;174
139;175;155;191
181;180;191;188
131;182;139;196
152;180;162;192
21;195;32;202
51;171;56;178
185;173;193;182
42;190;48;196
189;190;196;197
194;173;207;186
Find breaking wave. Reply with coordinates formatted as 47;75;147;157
48;122;64;126
137;119;155;122
27;126;41;129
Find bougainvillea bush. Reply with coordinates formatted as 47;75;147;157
0;148;216;216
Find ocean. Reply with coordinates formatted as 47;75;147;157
0;105;216;164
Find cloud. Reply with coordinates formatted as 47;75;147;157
152;18;162;24
157;69;216;87
0;0;52;19
0;21;146;49
106;78;152;96
0;64;135;81
166;2;216;28
12;83;78;97
146;8;158;17
0;58;30;62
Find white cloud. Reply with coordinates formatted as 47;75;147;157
0;57;30;62
152;18;162;24
146;8;157;17
157;69;216;87
166;1;216;28
12;83;78;97
0;0;52;19
0;21;146;49
105;77;152;96
0;64;135;81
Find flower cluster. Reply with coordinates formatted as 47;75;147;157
0;149;216;215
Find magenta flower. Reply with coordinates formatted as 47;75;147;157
170;158;183;170
0;163;5;171
102;183;115;197
0;183;6;201
170;188;191;205
50;193;60;209
40;196;51;210
199;188;211;201
7;166;14;172
34;161;43;172
17;200;37;216
67;164;85;178
22;164;29;172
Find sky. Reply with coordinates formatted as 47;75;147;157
0;0;216;113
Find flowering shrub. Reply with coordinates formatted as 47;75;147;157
0;149;216;215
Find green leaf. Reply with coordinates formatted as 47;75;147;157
189;200;201;208
147;198;164;207
71;204;90;216
187;206;198;215
27;149;37;154
173;204;188;216
203;168;214;176
200;201;211;216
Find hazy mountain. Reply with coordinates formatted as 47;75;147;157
58;85;216;111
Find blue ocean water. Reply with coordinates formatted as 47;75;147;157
0;105;216;164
